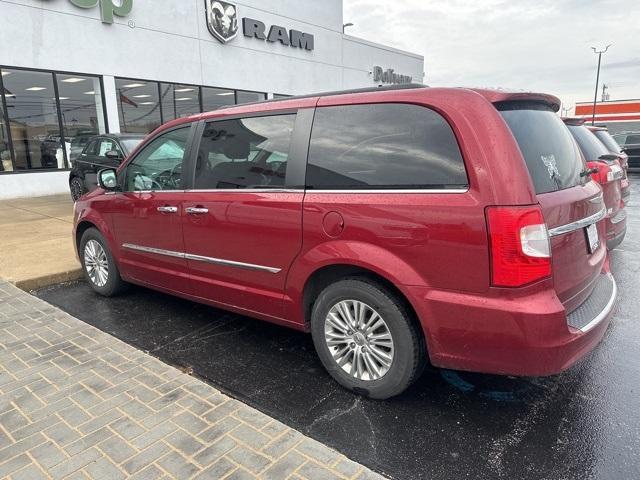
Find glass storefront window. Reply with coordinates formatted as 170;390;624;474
236;90;266;104
202;86;235;112
116;79;162;134
160;83;201;122
2;69;65;170
273;94;291;99
0;80;11;171
56;73;107;165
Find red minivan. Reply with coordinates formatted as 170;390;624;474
564;119;627;249
588;125;631;206
73;86;617;399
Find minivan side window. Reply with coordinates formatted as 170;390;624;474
124;127;190;192
305;103;467;190
194;114;296;189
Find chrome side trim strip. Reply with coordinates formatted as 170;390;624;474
122;243;185;259
184;253;281;273
588;192;604;204
548;208;606;237
610;208;627;224
121;243;281;274
580;273;617;333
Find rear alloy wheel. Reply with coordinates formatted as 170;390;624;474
70;177;86;201
324;299;395;381
80;228;127;296
311;278;425;399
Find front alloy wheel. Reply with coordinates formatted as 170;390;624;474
79;227;127;296
84;239;109;287
325;299;395;381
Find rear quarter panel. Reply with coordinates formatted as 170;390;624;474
285;88;539;325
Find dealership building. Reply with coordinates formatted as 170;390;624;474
574;99;640;134
0;0;424;199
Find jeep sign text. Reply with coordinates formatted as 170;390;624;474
69;0;133;24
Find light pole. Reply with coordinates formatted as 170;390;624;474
342;22;354;33
591;44;611;125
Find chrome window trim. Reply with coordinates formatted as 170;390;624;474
579;273;617;333
121;243;281;274
548;208;606;237
184;188;303;193
182;188;468;194
305;188;469;194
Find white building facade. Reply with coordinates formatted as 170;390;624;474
0;0;424;199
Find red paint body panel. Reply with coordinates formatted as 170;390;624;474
73;86;617;378
181;191;304;320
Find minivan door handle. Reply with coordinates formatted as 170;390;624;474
185;207;209;215
157;206;178;213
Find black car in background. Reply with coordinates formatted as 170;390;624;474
69;133;145;201
613;132;640;171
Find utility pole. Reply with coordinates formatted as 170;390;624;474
601;83;609;102
591;45;611;125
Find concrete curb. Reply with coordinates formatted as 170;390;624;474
12;268;84;291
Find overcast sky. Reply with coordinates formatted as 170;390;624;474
343;0;640;112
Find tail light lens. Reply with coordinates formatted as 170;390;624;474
588;160;623;184
486;206;551;287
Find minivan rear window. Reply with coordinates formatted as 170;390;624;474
567;125;610;161
498;102;586;194
593;130;622;154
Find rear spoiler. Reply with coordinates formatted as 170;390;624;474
562;117;586;126
470;89;561;112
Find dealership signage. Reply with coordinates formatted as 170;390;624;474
205;0;314;51
373;66;413;85
68;0;133;24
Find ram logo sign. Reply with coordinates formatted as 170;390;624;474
69;0;133;24
204;0;315;51
206;0;239;43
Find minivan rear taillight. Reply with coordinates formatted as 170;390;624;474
486;206;551;287
588;160;623;184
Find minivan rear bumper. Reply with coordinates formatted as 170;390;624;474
406;273;617;376
606;209;627;250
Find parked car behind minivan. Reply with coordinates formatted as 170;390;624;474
73;86;617;399
588;125;630;205
69;133;145;201
564;119;626;250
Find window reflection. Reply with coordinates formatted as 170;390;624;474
202;86;235;112
0;111;12;172
56;74;107;164
236;90;266;104
2;69;64;170
160;83;201;122
116;79;162;134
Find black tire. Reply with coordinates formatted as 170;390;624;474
70;176;87;202
79;228;127;296
310;278;425;399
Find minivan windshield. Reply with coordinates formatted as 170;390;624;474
498;102;586;194
567;125;610;161
593;130;622;154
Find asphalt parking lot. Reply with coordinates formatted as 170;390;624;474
36;175;640;480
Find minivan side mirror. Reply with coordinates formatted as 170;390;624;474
105;150;122;161
98;168;119;191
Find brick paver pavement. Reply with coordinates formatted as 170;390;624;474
0;280;385;480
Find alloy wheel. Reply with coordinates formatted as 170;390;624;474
84;239;109;287
324;299;395;381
